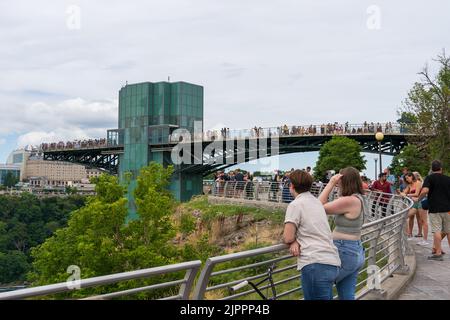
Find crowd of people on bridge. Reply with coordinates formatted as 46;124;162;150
41;138;107;151
203;121;402;141
213;159;450;300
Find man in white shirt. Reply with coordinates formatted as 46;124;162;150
283;170;341;300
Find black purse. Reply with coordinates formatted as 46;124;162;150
421;197;429;210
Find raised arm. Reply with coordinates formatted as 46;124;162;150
318;174;342;204
323;196;358;215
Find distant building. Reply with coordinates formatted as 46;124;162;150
6;147;106;188
86;168;103;180
25;159;86;187
0;164;21;186
6;146;36;181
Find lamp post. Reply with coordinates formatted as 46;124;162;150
374;158;378;180
375;132;384;177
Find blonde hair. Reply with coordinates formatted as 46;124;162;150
413;171;423;182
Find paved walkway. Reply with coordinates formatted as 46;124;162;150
397;228;450;300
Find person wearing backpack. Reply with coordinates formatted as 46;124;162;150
318;167;367;300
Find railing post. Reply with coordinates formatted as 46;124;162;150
318;184;324;194
394;215;411;275
179;264;202;300
395;202;412;275
367;221;387;299
223;182;229;198
211;182;216;196
192;260;215;300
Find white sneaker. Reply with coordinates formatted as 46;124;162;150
417;240;429;246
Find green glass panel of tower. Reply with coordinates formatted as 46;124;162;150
117;81;204;218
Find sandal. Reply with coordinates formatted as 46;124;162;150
414;234;423;237
432;249;446;255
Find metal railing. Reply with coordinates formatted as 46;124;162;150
169;122;420;143
210;180;328;203
195;181;413;300
40;123;421;151
0;260;201;300
0;182;412;300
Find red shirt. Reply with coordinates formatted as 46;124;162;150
371;180;392;202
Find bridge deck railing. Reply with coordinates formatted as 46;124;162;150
40;123;422;151
169;122;421;143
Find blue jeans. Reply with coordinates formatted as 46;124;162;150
334;239;365;300
301;263;339;300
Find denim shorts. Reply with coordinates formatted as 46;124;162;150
333;240;365;282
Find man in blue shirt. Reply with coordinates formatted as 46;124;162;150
384;168;396;193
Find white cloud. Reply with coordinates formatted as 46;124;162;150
0;0;449;152
0;97;117;148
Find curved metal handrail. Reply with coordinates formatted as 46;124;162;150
193;181;413;300
0;181;413;300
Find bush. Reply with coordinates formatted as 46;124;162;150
0;251;30;284
179;213;196;236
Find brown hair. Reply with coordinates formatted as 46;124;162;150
339;167;364;196
404;172;416;184
289;170;313;194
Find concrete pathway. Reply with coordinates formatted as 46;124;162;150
397;228;450;300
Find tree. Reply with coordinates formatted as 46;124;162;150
65;186;78;195
28;164;181;298
28;174;129;286
401;51;450;168
0;194;86;285
390;145;430;177
0;251;29;284
314;136;366;181
397;111;418;125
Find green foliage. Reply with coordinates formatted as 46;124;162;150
207;242;275;297
314;136;367;181
181;234;224;263
179;213;196;236
2;171;19;188
0;194;86;285
397;112;418;125
401;51;450;168
182;196;285;224
28;175;129;288
65;186;78;195
28;164;182;299
129;163;176;248
0;251;30;284
390;145;430;177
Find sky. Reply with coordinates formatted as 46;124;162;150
1;0;449;179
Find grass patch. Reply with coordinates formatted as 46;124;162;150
180;196;285;224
